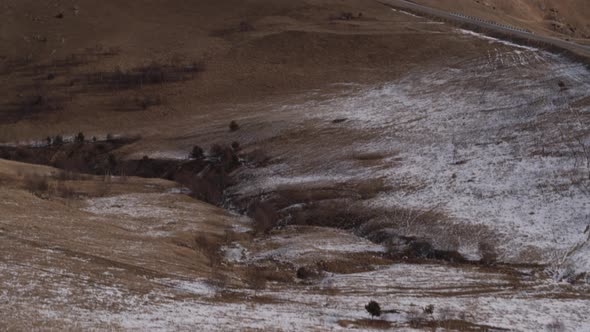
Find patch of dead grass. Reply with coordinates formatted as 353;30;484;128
337;319;393;330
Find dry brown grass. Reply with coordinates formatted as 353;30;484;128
337;319;393;330
412;318;509;331
316;254;392;274
23;173;49;197
195;234;223;268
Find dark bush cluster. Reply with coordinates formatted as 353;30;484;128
332;12;363;21
84;61;204;90
1;135;247;206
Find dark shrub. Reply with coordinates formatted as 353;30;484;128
208;144;240;171
190;145;204;159
229;120;239;132
296;266;319;280
53;135;64;146
75;132;85;143
136;95;162;110
107;154;118;169
423;304;434;315
365;301;381;318
231;141;240;151
209;144;224;159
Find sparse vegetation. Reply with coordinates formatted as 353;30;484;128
239;21;254;32
84;61;204;90
249;201;278;235
195;235;222;267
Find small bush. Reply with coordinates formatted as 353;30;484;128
231;141;240;151
53;135;64;146
136;95;162;110
229;120;239;132
190;145;204;159
209;144;225;160
75;132;85;143
423;304;434;315
24;174;49;196
365;301;381;318
296;266;320;280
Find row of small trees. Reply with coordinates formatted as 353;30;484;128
44;132;116;146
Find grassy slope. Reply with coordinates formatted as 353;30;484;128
413;0;590;42
0;0;490;143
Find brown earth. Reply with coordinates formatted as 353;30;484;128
413;0;590;42
0;0;494;143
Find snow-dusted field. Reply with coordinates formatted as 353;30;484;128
4;255;588;331
231;31;590;278
3;16;590;332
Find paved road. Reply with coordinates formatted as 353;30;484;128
379;0;590;59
